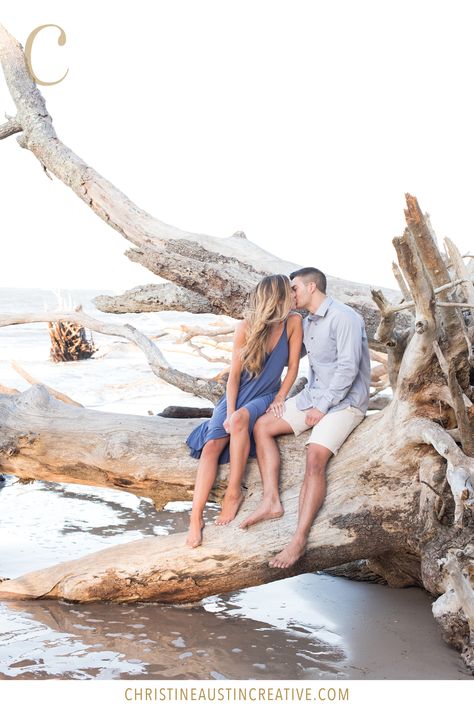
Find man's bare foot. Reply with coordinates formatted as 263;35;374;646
185;518;204;548
215;491;244;525
239;500;284;529
269;537;306;568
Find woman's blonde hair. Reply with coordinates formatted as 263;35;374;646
240;274;293;377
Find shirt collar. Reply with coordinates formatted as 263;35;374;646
308;295;333;321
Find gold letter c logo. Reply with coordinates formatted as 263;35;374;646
25;24;69;86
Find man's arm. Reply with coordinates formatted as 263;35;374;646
310;314;363;414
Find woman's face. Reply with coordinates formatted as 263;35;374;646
290;285;297;309
281;281;294;317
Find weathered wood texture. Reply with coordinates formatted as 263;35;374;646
93;283;215;315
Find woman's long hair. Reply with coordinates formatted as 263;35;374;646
240;274;293;378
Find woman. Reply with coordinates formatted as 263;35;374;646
186;274;303;547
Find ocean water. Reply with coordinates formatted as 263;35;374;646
0;288;469;680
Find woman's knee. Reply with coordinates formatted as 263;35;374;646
229;408;250;434
202;438;226;457
254;414;270;435
255;411;289;437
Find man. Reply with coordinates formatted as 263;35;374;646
240;267;371;568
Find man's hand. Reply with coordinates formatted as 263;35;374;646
304;407;325;427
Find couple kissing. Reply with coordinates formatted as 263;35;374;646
185;267;370;569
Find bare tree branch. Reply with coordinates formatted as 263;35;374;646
0;115;21;139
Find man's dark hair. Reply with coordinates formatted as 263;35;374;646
289;267;327;294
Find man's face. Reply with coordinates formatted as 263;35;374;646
291;277;311;309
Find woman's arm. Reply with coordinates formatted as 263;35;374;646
223;320;247;432
268;313;303;417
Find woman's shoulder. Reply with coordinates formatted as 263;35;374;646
287;311;303;327
234;319;248;342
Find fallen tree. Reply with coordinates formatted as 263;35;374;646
0;24;473;672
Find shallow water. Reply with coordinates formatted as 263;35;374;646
0;288;470;680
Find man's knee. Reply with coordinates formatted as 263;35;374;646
229;408;249;434
306;444;331;473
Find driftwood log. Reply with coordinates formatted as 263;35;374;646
0;24;474;672
158;405;214;419
93;283;215;315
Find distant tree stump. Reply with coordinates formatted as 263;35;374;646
48;320;96;362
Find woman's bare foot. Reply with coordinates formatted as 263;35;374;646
215;491;244;525
239;499;284;529
185;517;204;548
269;536;306;568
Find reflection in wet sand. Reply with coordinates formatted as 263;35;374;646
0;597;345;680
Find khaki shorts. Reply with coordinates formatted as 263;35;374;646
281;395;365;455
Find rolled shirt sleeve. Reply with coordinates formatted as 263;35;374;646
309;315;363;414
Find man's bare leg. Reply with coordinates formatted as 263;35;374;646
216;409;250;524
239;412;293;529
269;443;332;567
186;436;229;547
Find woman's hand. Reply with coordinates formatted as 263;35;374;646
267;396;285;418
223;415;232;433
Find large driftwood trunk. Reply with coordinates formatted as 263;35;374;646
0;24;473;671
0;387;424;602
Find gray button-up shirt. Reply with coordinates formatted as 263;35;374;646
296;296;371;415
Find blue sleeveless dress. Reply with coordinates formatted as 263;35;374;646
187;320;289;464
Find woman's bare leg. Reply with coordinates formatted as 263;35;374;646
186;436;229;547
215;408;250;524
239;411;293;528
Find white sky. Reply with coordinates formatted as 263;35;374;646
1;0;473;292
